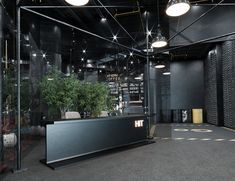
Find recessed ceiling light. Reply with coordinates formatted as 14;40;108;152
163;72;171;75
42;53;46;58
81;58;84;61
130;61;133;64
113;35;117;41
82;49;86;53
143;48;154;53
155;65;165;69
134;76;142;80
162;51;170;54
65;0;89;6
101;17;107;22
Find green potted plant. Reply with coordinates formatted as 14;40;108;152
77;83;113;117
40;71;80;118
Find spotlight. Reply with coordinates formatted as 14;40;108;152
42;53;46;58
130;52;133;56
32;53;37;57
82;49;86;53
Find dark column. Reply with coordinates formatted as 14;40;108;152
204;45;224;126
222;39;235;129
150;65;160;124
215;45;224;126
144;64;160;124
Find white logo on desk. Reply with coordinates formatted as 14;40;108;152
135;120;144;128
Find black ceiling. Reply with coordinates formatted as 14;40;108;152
2;0;233;72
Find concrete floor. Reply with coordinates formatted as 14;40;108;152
1;123;235;181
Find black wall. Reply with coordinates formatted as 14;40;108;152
170;60;204;109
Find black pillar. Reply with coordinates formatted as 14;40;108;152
16;5;21;171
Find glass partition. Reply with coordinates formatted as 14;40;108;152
0;3;156;173
1;1;18;173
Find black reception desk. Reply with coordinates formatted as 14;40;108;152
43;114;148;166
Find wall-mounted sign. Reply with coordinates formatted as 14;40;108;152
135;120;144;128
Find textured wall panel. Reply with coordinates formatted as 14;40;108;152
222;41;235;129
204;48;219;125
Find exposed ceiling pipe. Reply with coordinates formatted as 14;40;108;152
191;0;210;3
114;5;140;17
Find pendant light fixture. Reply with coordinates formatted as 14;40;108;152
166;0;190;17
152;0;167;48
65;0;89;6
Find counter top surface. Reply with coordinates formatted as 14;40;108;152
43;114;146;125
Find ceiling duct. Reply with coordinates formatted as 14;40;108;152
114;1;141;17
